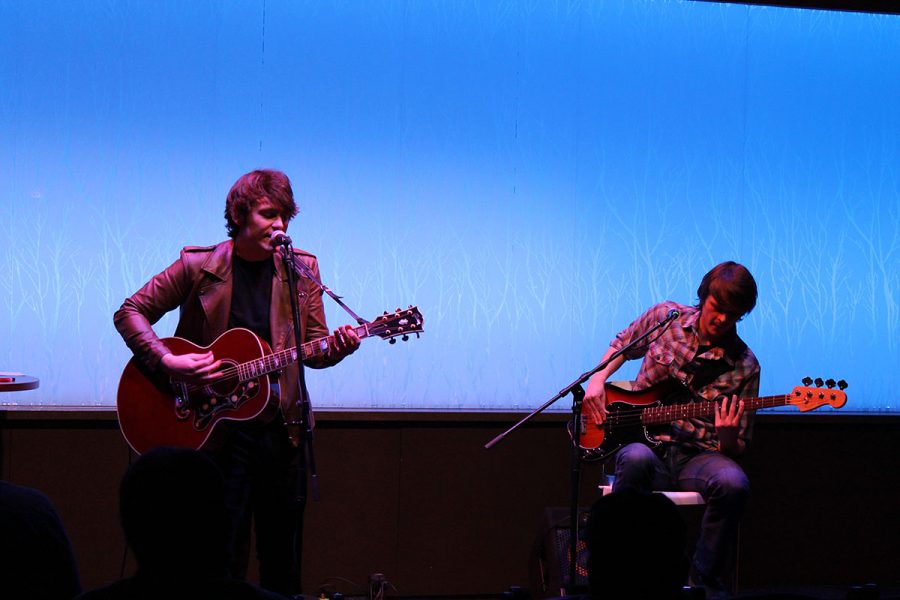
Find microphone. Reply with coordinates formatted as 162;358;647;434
658;308;680;326
270;230;292;246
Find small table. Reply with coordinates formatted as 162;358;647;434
0;373;40;392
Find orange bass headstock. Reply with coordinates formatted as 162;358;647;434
788;377;848;411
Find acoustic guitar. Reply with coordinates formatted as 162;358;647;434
117;306;423;454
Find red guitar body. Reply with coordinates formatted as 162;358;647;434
117;328;275;454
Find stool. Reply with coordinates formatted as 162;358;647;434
598;484;705;505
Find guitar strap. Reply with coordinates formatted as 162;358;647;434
289;254;369;325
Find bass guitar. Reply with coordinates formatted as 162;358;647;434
571;377;847;462
117;306;423;454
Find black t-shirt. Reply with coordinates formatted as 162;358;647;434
685;343;731;396
229;254;274;345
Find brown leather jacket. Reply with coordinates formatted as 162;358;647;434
114;240;333;445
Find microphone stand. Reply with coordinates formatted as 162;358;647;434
275;235;369;504
277;241;322;502
484;309;678;596
273;239;321;600
275;234;370;598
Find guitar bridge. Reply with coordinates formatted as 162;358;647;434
190;379;262;431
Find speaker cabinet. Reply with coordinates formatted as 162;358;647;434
529;507;590;599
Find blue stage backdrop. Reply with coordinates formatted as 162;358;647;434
1;1;898;412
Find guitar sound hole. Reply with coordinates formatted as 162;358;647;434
207;360;241;398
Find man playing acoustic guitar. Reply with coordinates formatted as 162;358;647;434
114;169;360;597
584;261;760;599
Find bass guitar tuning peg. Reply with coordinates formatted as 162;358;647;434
402;334;409;342
389;337;397;345
802;376;813;386
814;377;824;387
838;379;848;390
825;378;836;388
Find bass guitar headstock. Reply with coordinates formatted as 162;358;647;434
370;306;424;344
788;377;848;411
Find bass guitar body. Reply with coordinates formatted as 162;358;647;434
117;328;275;454
576;380;690;462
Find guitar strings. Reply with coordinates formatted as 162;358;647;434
588;395;791;432
180;347;301;395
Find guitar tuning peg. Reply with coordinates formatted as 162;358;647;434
383;310;389;316
389;337;397;345
814;377;824;387
396;307;401;312
802;376;813;386
402;334;409;342
825;378;836;388
838;379;848;390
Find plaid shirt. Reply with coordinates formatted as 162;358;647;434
610;301;760;455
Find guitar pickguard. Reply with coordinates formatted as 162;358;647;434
170;360;264;432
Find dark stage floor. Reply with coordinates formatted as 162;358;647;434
369;586;900;600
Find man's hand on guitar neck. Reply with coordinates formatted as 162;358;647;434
160;351;224;384
325;325;361;362
715;394;745;455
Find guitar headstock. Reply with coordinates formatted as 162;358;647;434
370;306;424;344
788;377;848;411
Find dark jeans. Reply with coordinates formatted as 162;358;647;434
206;415;307;596
612;443;749;579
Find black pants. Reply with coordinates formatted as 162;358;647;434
206;415;307;596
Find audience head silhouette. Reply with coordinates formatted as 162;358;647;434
0;479;81;600
120;447;228;580
586;489;688;600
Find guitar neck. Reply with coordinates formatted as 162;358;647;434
236;323;373;381
640;394;790;426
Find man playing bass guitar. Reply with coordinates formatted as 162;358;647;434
584;261;759;599
114;169;360;597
